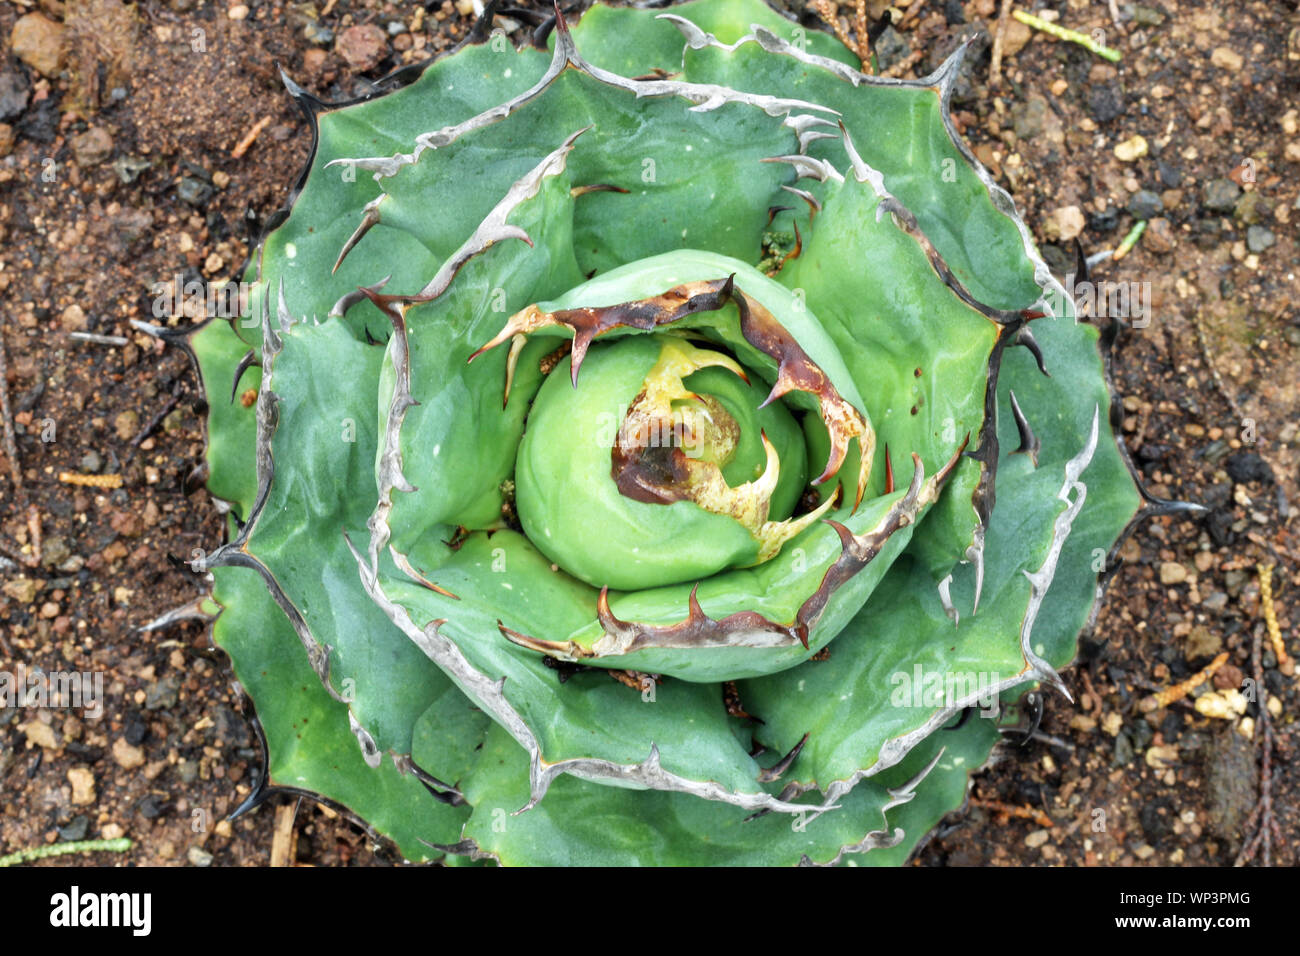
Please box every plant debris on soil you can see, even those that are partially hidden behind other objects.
[1,0,1296,867]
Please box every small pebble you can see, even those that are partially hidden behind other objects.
[336,24,389,72]
[112,737,147,770]
[1209,47,1243,71]
[70,126,114,168]
[1046,205,1085,241]
[20,719,60,749]
[1245,225,1275,252]
[58,815,90,842]
[1126,189,1163,220]
[1114,134,1148,162]
[1143,216,1175,253]
[67,766,97,805]
[1202,178,1241,213]
[1159,561,1188,585]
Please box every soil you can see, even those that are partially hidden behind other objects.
[0,0,1296,868]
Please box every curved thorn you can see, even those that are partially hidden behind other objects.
[937,573,959,628]
[757,732,809,783]
[230,349,260,403]
[1008,390,1041,467]
[329,274,391,319]
[334,200,383,274]
[1016,326,1050,377]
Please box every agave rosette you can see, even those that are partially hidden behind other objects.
[169,0,1158,864]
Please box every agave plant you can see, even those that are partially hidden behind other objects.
[156,0,1170,864]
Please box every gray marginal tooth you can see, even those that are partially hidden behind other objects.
[259,278,281,353]
[965,533,986,616]
[783,113,839,153]
[780,184,823,217]
[230,348,260,404]
[276,276,295,333]
[333,197,384,273]
[760,154,844,183]
[349,710,383,769]
[937,574,959,627]
[655,13,750,52]
[1008,390,1041,467]
[752,25,894,88]
[137,594,219,633]
[803,749,946,866]
[840,123,885,193]
[426,838,499,863]
[784,113,839,136]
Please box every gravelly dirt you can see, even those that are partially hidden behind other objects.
[0,0,1296,867]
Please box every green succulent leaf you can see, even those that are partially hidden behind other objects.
[211,563,470,860]
[455,713,999,866]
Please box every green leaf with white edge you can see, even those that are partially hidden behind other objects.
[242,317,445,756]
[740,305,1141,790]
[671,18,1046,310]
[211,564,469,859]
[192,318,262,515]
[452,712,994,866]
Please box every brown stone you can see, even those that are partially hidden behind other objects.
[67,766,97,805]
[11,13,66,78]
[336,24,387,72]
[70,126,114,168]
[1002,19,1032,58]
[1144,217,1175,254]
[112,736,146,770]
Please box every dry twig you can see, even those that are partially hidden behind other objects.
[270,799,301,868]
[1257,562,1292,672]
[58,472,124,489]
[0,331,22,495]
[1235,624,1287,866]
[812,0,873,73]
[231,115,273,159]
[969,798,1054,829]
[989,0,1014,88]
[1141,651,1229,711]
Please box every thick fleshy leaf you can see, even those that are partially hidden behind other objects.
[741,291,1141,790]
[211,565,470,859]
[451,714,998,866]
[668,21,1047,310]
[234,318,446,757]
[191,318,262,514]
